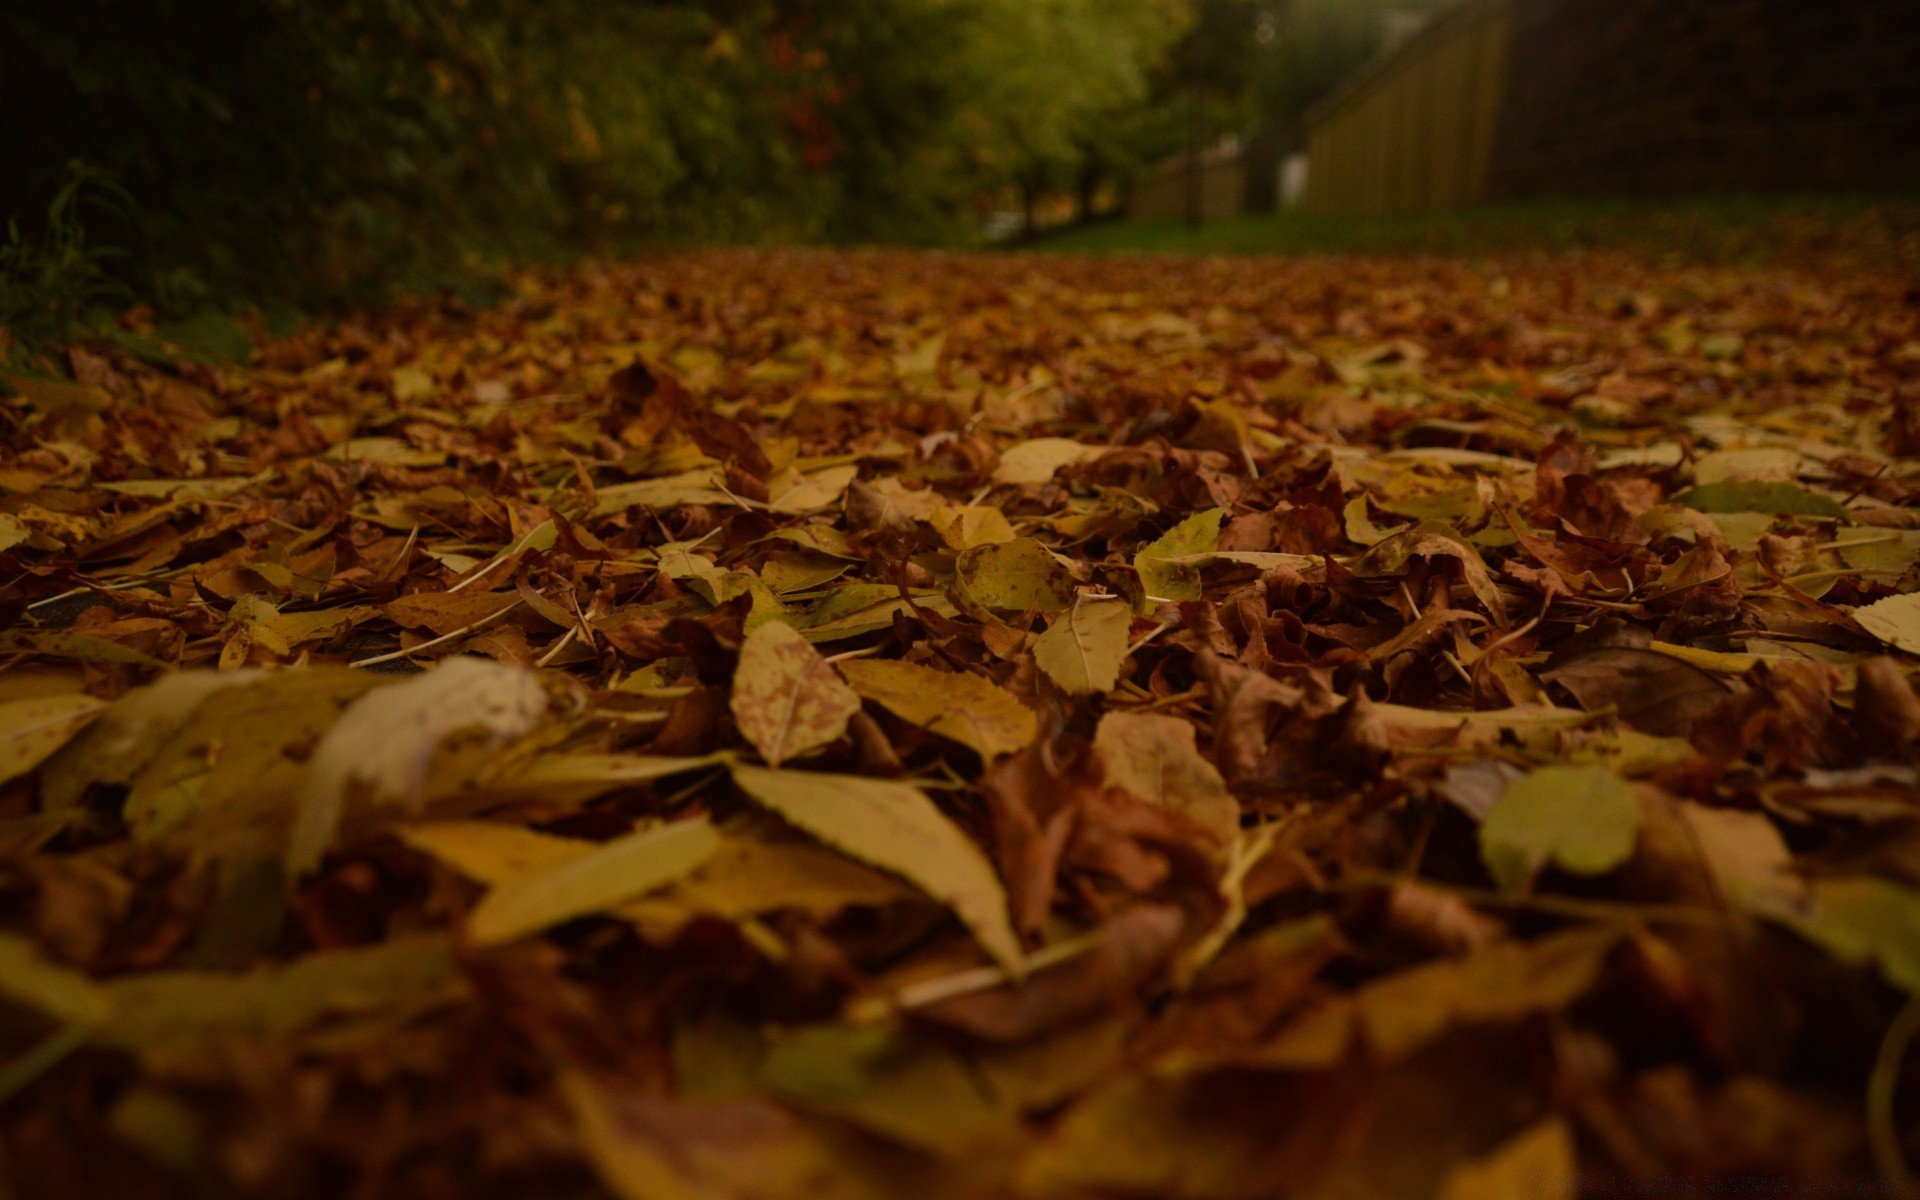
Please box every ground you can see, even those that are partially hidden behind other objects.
[4,238,1920,1198]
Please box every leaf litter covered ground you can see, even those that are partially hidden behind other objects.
[5,242,1920,1197]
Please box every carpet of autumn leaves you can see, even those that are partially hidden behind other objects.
[6,241,1920,1198]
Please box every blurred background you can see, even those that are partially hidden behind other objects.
[3,0,1918,342]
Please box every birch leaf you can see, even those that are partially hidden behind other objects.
[1856,592,1920,655]
[0,933,466,1050]
[729,620,861,765]
[992,437,1101,485]
[954,537,1074,615]
[1133,508,1224,605]
[1479,765,1642,892]
[1034,595,1131,694]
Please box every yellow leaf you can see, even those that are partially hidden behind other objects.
[654,829,915,922]
[1261,925,1623,1067]
[1133,509,1224,606]
[391,364,436,401]
[492,753,726,804]
[591,467,732,514]
[730,763,1023,973]
[1034,595,1131,695]
[929,504,1018,550]
[761,1023,1016,1155]
[1092,711,1238,841]
[992,437,1101,485]
[1479,765,1641,892]
[0,693,105,786]
[729,621,861,765]
[839,659,1036,759]
[465,817,721,945]
[400,820,593,885]
[954,537,1074,615]
[768,464,858,513]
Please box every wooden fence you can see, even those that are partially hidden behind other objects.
[1301,0,1514,216]
[1128,151,1249,223]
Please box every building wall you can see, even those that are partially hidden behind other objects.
[1487,0,1920,198]
[1301,0,1514,216]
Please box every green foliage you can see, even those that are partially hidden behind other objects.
[4,0,1172,324]
[0,163,130,366]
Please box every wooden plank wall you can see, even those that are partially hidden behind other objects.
[1302,0,1514,215]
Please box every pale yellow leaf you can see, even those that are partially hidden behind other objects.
[768,464,858,513]
[1856,592,1920,655]
[929,504,1018,550]
[0,693,105,786]
[1133,509,1224,605]
[954,537,1074,615]
[401,820,593,885]
[1034,595,1131,695]
[0,932,466,1049]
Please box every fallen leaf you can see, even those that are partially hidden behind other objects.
[838,658,1036,759]
[464,817,721,945]
[287,657,548,874]
[1679,480,1849,519]
[1793,876,1920,991]
[730,763,1023,973]
[954,537,1074,615]
[1034,595,1131,694]
[0,932,467,1049]
[993,437,1102,485]
[1134,508,1224,606]
[0,693,105,786]
[1435,1118,1576,1200]
[1479,765,1643,891]
[730,620,862,765]
[1855,592,1920,655]
[1092,711,1238,841]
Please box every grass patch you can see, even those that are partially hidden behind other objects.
[1026,192,1920,265]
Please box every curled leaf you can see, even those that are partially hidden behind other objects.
[287,657,548,874]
